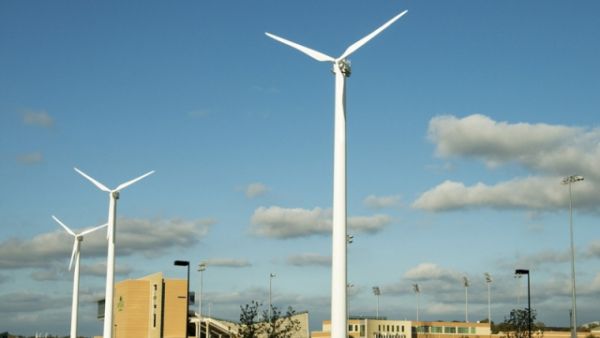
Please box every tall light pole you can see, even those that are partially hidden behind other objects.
[562,175,583,338]
[463,276,470,323]
[515,269,531,338]
[347,283,354,321]
[198,262,207,328]
[372,286,381,319]
[269,273,276,322]
[413,284,420,322]
[174,260,190,338]
[485,273,493,324]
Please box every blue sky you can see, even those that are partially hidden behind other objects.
[1,0,599,336]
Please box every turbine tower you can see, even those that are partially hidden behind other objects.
[265,10,407,338]
[53,215,107,338]
[74,167,154,338]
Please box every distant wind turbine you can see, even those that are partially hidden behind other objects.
[265,10,407,338]
[53,215,107,338]
[74,167,154,338]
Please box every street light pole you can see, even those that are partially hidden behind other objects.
[372,286,381,319]
[562,175,583,338]
[269,273,276,322]
[413,284,420,322]
[463,277,470,323]
[198,262,207,337]
[485,273,493,324]
[174,260,190,338]
[515,269,531,338]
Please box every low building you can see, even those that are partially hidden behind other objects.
[312,318,491,338]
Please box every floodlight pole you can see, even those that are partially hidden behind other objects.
[269,273,276,322]
[372,286,381,319]
[413,284,420,322]
[463,276,470,323]
[198,263,207,320]
[562,175,583,338]
[485,273,493,324]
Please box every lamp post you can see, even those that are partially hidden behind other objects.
[372,286,381,319]
[463,276,470,323]
[485,273,493,324]
[413,284,420,322]
[198,262,207,338]
[347,283,354,321]
[562,175,583,338]
[269,273,276,322]
[515,269,531,338]
[174,260,190,338]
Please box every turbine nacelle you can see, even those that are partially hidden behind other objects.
[266,9,407,77]
[74,167,154,240]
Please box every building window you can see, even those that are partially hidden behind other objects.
[361,325,366,336]
[458,327,469,334]
[444,327,456,334]
[350,325,354,332]
[431,327,443,333]
[471,328,476,334]
[402,326,405,332]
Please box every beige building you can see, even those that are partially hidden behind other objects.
[95,272,310,338]
[312,319,491,338]
[96,272,188,338]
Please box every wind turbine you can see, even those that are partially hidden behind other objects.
[265,10,407,338]
[74,167,154,338]
[53,215,107,338]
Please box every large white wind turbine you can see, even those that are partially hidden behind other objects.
[53,215,107,338]
[266,10,407,338]
[74,167,154,338]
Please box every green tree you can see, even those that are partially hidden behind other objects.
[239,301,263,338]
[498,308,544,338]
[262,305,301,338]
[239,301,302,338]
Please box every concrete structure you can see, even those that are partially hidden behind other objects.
[312,319,491,338]
[96,272,187,338]
[95,272,310,338]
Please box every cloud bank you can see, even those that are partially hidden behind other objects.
[249,206,391,239]
[415,115,600,212]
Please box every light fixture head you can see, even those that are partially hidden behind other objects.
[198,262,207,271]
[562,175,584,185]
[484,272,492,283]
[515,269,529,275]
[372,286,381,295]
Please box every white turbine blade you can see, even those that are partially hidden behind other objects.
[52,215,76,236]
[74,167,111,192]
[115,170,155,191]
[265,32,335,62]
[338,10,408,60]
[68,239,78,271]
[79,223,108,237]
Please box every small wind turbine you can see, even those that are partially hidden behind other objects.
[266,10,407,338]
[74,167,154,338]
[53,215,107,338]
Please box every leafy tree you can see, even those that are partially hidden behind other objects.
[262,304,301,338]
[240,301,263,338]
[498,308,544,338]
[239,301,302,338]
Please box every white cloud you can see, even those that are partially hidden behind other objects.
[203,258,251,268]
[245,182,269,198]
[363,194,402,209]
[0,216,213,270]
[22,109,54,128]
[418,115,600,212]
[16,151,43,165]
[286,253,330,267]
[404,263,462,282]
[249,206,391,239]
